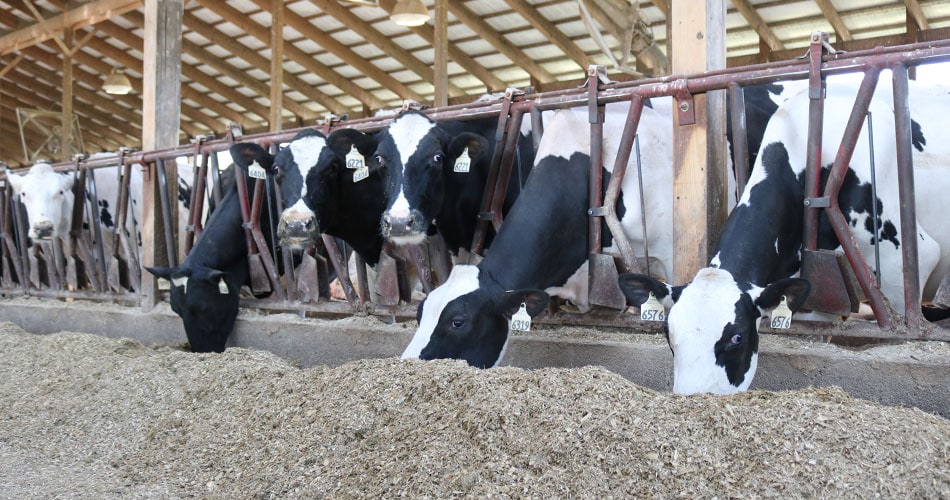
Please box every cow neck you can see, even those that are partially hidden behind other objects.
[187,187,251,269]
[711,142,806,287]
[322,164,385,267]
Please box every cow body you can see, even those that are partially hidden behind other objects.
[376,110,533,253]
[402,102,674,367]
[275,128,386,266]
[620,77,950,395]
[145,143,275,352]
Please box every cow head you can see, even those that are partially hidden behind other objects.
[402,264,549,368]
[5,162,75,241]
[619,268,810,394]
[145,264,242,353]
[376,111,489,246]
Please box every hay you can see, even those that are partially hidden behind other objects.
[0,322,946,498]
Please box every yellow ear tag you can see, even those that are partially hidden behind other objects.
[345,145,365,170]
[639,292,665,322]
[218,278,229,295]
[769,295,792,329]
[453,147,471,173]
[510,302,532,333]
[248,159,266,180]
[353,166,370,183]
[171,276,188,294]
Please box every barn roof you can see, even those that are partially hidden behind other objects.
[0,0,948,166]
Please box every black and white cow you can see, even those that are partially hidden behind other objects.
[402,101,674,367]
[375,110,533,253]
[145,143,276,353]
[274,128,386,266]
[619,77,950,395]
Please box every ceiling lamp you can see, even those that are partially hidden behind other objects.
[390,0,429,27]
[102,68,132,95]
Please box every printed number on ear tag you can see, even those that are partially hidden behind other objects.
[770,295,792,329]
[248,160,267,180]
[346,145,365,170]
[218,278,230,295]
[353,166,369,183]
[639,292,665,322]
[453,147,471,173]
[510,303,532,333]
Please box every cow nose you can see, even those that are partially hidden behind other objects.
[277,217,319,250]
[32,220,54,239]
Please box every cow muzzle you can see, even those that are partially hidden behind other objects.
[277,216,319,251]
[30,220,55,240]
[380,210,427,245]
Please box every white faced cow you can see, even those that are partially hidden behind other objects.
[620,76,950,395]
[402,101,674,367]
[5,162,75,241]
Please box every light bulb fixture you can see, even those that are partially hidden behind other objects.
[102,68,132,95]
[390,0,429,27]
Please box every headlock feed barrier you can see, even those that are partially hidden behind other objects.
[2,33,949,344]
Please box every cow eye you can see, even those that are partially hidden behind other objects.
[730,334,743,345]
[433,153,443,163]
[374,154,383,164]
[450,318,465,329]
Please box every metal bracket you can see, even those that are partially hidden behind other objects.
[804,196,831,208]
[588,207,608,217]
[671,79,696,125]
[225,123,243,142]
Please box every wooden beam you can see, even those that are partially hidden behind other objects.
[0,0,142,56]
[433,0,448,107]
[193,0,386,111]
[670,0,727,283]
[904,0,930,30]
[377,0,506,92]
[448,1,556,84]
[650,0,669,17]
[814,0,853,42]
[504,0,589,72]
[730,0,784,51]
[269,0,283,132]
[61,27,73,161]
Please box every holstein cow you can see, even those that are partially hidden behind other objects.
[619,77,950,395]
[376,110,534,253]
[145,143,277,352]
[274,128,386,266]
[402,101,674,367]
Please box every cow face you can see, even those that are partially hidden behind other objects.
[269,131,327,250]
[5,162,75,241]
[402,265,549,368]
[619,269,809,394]
[145,264,241,353]
[376,110,446,246]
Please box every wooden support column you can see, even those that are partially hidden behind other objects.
[269,0,283,131]
[61,28,73,161]
[140,0,182,309]
[669,0,726,283]
[433,0,448,107]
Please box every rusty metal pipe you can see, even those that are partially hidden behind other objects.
[727,82,750,198]
[600,96,645,274]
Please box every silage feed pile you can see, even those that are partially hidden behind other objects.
[0,322,947,498]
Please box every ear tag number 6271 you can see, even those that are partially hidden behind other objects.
[510,303,531,333]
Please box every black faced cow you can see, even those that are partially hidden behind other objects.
[145,143,276,353]
[375,110,533,253]
[274,128,386,266]
[401,102,674,367]
[619,77,950,395]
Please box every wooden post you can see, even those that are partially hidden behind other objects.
[669,0,726,283]
[270,0,284,131]
[61,28,73,161]
[433,0,448,107]
[141,0,183,309]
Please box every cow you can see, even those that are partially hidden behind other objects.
[145,143,278,352]
[619,76,950,395]
[375,110,534,253]
[401,101,674,367]
[274,128,386,266]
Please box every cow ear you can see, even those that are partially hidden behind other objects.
[144,266,173,279]
[498,289,550,318]
[328,128,376,158]
[447,133,490,163]
[229,142,274,173]
[60,172,76,191]
[754,278,811,313]
[4,168,22,193]
[618,273,678,308]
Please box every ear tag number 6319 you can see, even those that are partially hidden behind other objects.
[770,295,792,329]
[510,303,531,333]
[640,292,665,322]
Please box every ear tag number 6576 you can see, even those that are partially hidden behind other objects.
[640,292,665,322]
[510,303,531,333]
[770,295,792,329]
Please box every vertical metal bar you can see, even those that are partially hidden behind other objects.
[530,105,544,152]
[599,95,644,274]
[487,109,525,231]
[84,168,108,290]
[11,181,30,291]
[891,63,922,327]
[469,93,514,257]
[234,166,257,255]
[155,159,177,267]
[866,111,881,286]
[727,82,750,197]
[210,152,223,206]
[803,34,826,252]
[321,233,356,306]
[588,66,606,255]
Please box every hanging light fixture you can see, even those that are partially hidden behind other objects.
[390,0,429,27]
[102,68,132,95]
